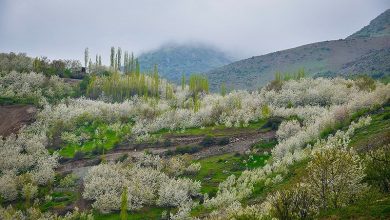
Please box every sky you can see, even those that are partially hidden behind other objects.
[0,0,388,64]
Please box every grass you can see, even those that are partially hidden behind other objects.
[94,207,166,220]
[191,153,245,195]
[154,119,269,137]
[40,191,77,212]
[349,105,390,150]
[58,121,131,158]
[251,138,278,150]
[318,192,390,219]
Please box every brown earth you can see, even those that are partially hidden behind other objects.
[0,105,37,137]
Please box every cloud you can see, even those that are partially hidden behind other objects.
[0,0,388,63]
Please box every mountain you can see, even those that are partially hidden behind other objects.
[347,9,390,39]
[207,9,390,91]
[138,43,233,83]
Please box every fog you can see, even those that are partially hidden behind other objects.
[0,0,388,63]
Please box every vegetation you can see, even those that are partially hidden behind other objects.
[1,52,389,220]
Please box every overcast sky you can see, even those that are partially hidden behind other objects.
[0,0,388,64]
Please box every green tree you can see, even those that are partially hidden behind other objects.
[98,55,102,66]
[110,46,115,68]
[84,47,89,69]
[117,47,122,71]
[305,147,366,210]
[181,73,186,90]
[135,58,140,77]
[120,187,128,220]
[220,82,226,96]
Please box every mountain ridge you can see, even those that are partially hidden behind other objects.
[206,9,390,91]
[138,43,233,83]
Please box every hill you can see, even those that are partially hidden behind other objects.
[138,43,233,83]
[347,9,390,39]
[207,9,390,91]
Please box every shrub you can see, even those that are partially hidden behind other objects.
[365,144,390,192]
[200,135,215,147]
[305,147,367,210]
[217,137,230,146]
[73,151,85,160]
[261,117,283,130]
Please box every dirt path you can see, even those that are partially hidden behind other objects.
[193,131,275,159]
[0,104,36,137]
[57,130,275,174]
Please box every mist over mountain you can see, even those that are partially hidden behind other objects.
[138,43,233,83]
[206,9,390,91]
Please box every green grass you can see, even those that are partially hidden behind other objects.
[40,191,77,212]
[154,119,269,137]
[244,154,270,169]
[251,138,278,150]
[94,207,166,220]
[191,153,245,195]
[349,106,390,149]
[58,121,131,158]
[318,192,390,219]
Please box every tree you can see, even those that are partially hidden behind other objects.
[84,47,89,68]
[110,47,115,68]
[124,51,128,74]
[117,47,122,72]
[135,58,140,77]
[220,82,226,96]
[99,55,102,66]
[120,187,128,220]
[88,59,92,74]
[365,144,390,192]
[181,73,186,90]
[268,184,316,219]
[305,147,366,210]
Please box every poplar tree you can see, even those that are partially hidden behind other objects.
[130,53,134,73]
[153,64,159,97]
[88,58,93,74]
[124,51,128,74]
[98,55,102,66]
[84,47,89,68]
[115,53,118,71]
[135,58,140,77]
[110,47,115,68]
[120,188,128,220]
[221,82,227,96]
[181,73,186,90]
[117,47,122,72]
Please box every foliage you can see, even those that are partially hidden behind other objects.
[365,144,390,192]
[0,71,75,104]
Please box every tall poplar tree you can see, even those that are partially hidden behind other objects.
[110,47,115,68]
[84,47,89,69]
[117,47,122,72]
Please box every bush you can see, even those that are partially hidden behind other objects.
[217,137,230,146]
[200,135,216,147]
[365,144,390,192]
[73,151,85,160]
[163,139,172,147]
[261,117,283,130]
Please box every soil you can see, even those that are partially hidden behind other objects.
[0,104,37,137]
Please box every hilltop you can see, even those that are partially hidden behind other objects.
[207,9,390,91]
[138,43,233,83]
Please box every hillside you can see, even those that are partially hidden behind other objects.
[347,9,390,39]
[138,43,233,83]
[207,9,390,91]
